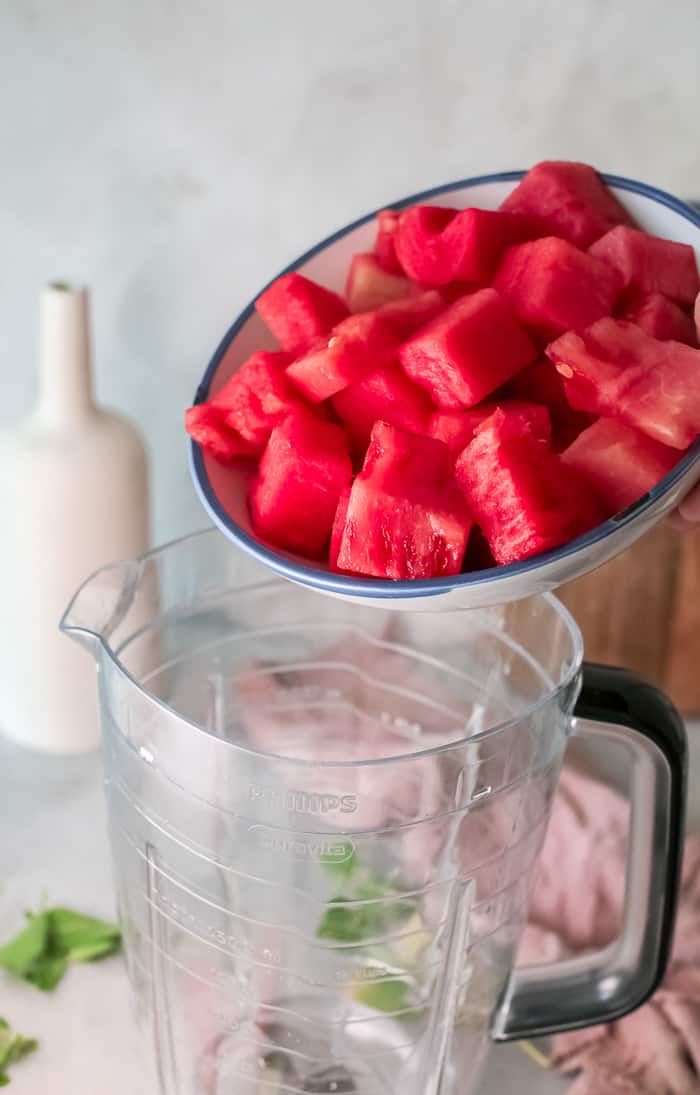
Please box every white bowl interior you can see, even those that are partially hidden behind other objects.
[199,178,700,579]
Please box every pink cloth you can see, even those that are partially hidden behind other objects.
[520,767,700,1094]
[237,645,700,1092]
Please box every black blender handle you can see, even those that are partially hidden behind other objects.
[492,662,687,1042]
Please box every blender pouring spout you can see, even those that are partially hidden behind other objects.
[60,558,145,656]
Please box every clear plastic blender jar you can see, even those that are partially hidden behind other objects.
[62,530,686,1095]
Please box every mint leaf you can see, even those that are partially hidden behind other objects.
[25,955,68,992]
[0,1018,38,1085]
[353,978,416,1015]
[317,900,367,944]
[317,850,415,945]
[320,843,357,879]
[48,909,121,963]
[0,913,48,978]
[0,906,121,991]
[65,940,119,963]
[317,891,414,945]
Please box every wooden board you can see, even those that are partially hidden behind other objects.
[557,525,700,714]
[666,529,700,711]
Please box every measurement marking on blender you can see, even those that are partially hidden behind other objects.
[133,979,429,1065]
[133,900,448,1001]
[113,818,451,935]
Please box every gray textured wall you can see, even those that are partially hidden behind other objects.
[3,0,699,544]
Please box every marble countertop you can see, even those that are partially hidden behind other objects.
[4,725,700,1094]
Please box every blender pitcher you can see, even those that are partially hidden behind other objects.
[62,530,686,1095]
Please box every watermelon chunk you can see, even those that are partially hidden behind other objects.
[209,350,308,453]
[374,209,403,274]
[334,422,472,580]
[493,236,622,341]
[375,290,445,338]
[329,487,351,571]
[250,415,352,558]
[454,409,603,565]
[345,252,413,313]
[185,403,255,464]
[589,226,700,307]
[428,401,551,454]
[332,363,433,452]
[256,273,349,355]
[399,289,537,409]
[286,311,399,402]
[500,161,635,248]
[547,317,700,450]
[502,356,595,450]
[622,292,697,345]
[561,418,679,515]
[394,205,541,286]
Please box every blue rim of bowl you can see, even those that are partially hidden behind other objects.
[190,170,700,600]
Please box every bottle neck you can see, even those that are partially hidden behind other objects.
[37,283,95,425]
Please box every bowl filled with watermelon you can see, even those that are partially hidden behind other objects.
[187,162,700,609]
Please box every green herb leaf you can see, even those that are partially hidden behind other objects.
[317,891,415,945]
[25,955,68,992]
[320,843,357,879]
[0,1018,38,1085]
[0,913,48,978]
[353,978,416,1015]
[317,901,368,944]
[48,909,121,963]
[0,906,121,991]
[65,939,119,963]
[317,848,417,948]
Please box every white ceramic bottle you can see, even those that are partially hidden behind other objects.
[0,283,150,753]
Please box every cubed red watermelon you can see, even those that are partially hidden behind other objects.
[500,161,636,248]
[209,350,308,453]
[286,311,399,402]
[189,158,699,579]
[185,403,255,464]
[329,487,351,571]
[334,422,472,579]
[250,415,352,558]
[374,209,403,274]
[376,290,445,339]
[502,356,595,450]
[399,288,537,409]
[256,273,349,355]
[493,236,622,341]
[622,292,697,346]
[428,401,551,454]
[547,317,700,450]
[332,363,433,452]
[561,417,678,515]
[589,226,700,307]
[454,409,603,565]
[394,205,542,286]
[345,252,413,313]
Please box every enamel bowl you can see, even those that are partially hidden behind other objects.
[190,171,700,610]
